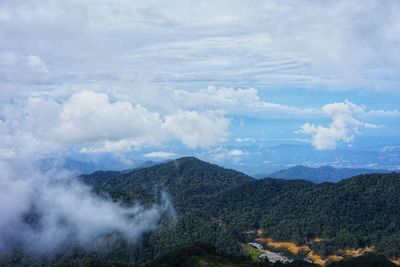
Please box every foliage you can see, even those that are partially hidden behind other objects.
[2,157,400,266]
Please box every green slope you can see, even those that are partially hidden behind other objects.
[83,158,400,261]
[3,157,400,266]
[206,173,400,258]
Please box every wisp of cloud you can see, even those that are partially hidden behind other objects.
[0,159,174,255]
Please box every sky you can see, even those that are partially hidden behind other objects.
[1,0,400,174]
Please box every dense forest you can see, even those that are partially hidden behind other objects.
[205,172,400,258]
[1,157,400,266]
[145,243,397,267]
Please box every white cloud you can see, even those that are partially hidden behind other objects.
[171,85,316,116]
[227,149,246,157]
[209,147,248,162]
[3,1,400,89]
[235,137,255,143]
[56,91,165,145]
[0,90,232,155]
[0,52,48,83]
[116,85,317,118]
[144,151,177,159]
[0,0,399,162]
[0,160,173,254]
[366,109,400,117]
[301,101,376,150]
[164,110,229,149]
[19,91,166,153]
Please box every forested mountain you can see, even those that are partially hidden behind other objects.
[83,157,400,264]
[206,172,400,259]
[83,156,253,208]
[2,157,400,266]
[259,165,392,183]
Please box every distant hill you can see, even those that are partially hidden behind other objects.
[257,165,393,183]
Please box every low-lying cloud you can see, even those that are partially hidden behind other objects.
[0,160,173,254]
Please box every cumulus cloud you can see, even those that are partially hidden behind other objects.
[0,0,399,166]
[0,90,231,154]
[164,110,229,149]
[3,87,396,155]
[54,91,166,147]
[0,160,173,254]
[301,101,379,150]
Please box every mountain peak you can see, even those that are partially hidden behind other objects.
[166,156,220,169]
[174,156,203,162]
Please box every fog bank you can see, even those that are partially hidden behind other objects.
[0,160,173,254]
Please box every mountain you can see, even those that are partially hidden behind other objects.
[258,165,392,183]
[82,158,400,263]
[83,156,254,208]
[206,172,400,260]
[232,143,400,175]
[81,157,256,262]
[3,157,400,266]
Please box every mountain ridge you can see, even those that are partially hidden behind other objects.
[256,165,394,183]
[81,157,400,263]
[4,157,400,266]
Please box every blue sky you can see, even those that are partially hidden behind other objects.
[1,0,400,174]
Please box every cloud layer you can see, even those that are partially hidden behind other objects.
[0,160,173,254]
[2,0,400,89]
[0,1,399,171]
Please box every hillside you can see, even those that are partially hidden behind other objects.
[3,157,400,266]
[83,156,254,209]
[82,157,256,261]
[206,172,400,260]
[262,165,392,183]
[82,158,400,263]
[77,159,400,264]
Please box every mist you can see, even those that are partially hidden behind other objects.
[0,159,174,255]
